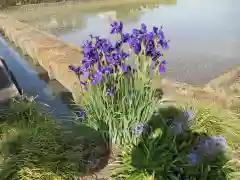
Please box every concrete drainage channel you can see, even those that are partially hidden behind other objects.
[0,36,80,124]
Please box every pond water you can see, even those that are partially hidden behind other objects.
[0,37,78,123]
[56,0,240,85]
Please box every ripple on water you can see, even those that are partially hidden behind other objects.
[56,0,240,85]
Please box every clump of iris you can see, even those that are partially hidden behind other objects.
[69,21,169,93]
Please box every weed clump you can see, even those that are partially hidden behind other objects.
[0,99,108,180]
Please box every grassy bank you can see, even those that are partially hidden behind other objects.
[0,98,109,180]
[0,98,239,179]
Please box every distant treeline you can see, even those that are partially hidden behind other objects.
[0,0,80,7]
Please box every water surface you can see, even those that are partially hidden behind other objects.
[0,37,77,123]
[56,0,240,85]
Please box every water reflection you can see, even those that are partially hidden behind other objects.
[0,37,76,123]
[47,14,86,35]
[57,0,240,85]
[49,1,164,35]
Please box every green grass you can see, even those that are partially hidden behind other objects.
[0,98,109,180]
[0,87,238,180]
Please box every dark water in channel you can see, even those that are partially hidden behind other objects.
[57,0,240,85]
[0,37,77,123]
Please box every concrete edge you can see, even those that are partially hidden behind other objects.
[0,14,83,101]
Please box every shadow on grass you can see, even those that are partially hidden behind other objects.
[0,100,110,180]
[130,106,230,180]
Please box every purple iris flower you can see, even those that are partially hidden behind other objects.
[91,78,98,86]
[104,54,113,64]
[82,47,92,57]
[69,65,83,76]
[132,28,140,35]
[83,45,100,63]
[121,65,128,73]
[151,51,163,61]
[157,27,165,40]
[112,52,121,62]
[97,61,102,71]
[83,71,90,79]
[93,72,103,85]
[132,29,141,37]
[153,26,159,34]
[82,40,92,49]
[158,39,169,50]
[115,40,123,51]
[146,39,155,56]
[102,45,112,54]
[104,67,113,79]
[134,123,146,134]
[107,88,115,97]
[103,66,114,73]
[80,81,89,91]
[110,21,123,34]
[80,109,86,122]
[94,36,103,49]
[153,25,165,39]
[98,38,113,53]
[82,61,91,70]
[152,25,169,50]
[69,65,76,72]
[140,23,147,34]
[188,151,198,164]
[69,65,82,75]
[146,32,154,41]
[69,21,169,90]
[119,51,129,60]
[121,64,131,73]
[129,39,141,54]
[121,33,131,43]
[158,60,166,73]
